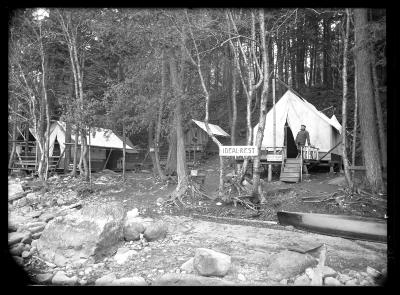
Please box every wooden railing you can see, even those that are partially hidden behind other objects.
[300,146,319,160]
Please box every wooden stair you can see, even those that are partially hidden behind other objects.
[280,158,301,183]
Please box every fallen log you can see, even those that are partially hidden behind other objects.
[192,213,278,226]
[8,191,29,203]
[277,211,387,243]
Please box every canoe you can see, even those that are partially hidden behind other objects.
[277,211,387,243]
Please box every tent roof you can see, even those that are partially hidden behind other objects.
[192,119,230,137]
[56,121,139,152]
[287,90,341,132]
[329,114,342,134]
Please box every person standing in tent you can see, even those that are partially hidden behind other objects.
[295,125,311,158]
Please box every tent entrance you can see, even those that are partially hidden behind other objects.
[284,122,298,158]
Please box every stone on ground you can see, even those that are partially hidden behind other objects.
[36,273,54,284]
[143,221,168,241]
[10,243,25,256]
[51,271,77,285]
[266,250,317,281]
[193,248,231,277]
[123,220,145,241]
[8,181,24,198]
[294,273,311,285]
[320,266,337,278]
[126,208,139,219]
[114,247,138,264]
[180,257,194,273]
[95,273,117,286]
[152,273,235,286]
[9,232,28,246]
[36,202,126,267]
[111,276,147,286]
[324,277,342,286]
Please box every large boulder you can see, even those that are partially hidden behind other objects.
[143,221,168,242]
[266,250,317,281]
[95,273,117,286]
[51,271,77,285]
[36,202,126,267]
[152,273,235,286]
[8,181,24,199]
[123,220,145,241]
[111,277,147,286]
[193,248,231,277]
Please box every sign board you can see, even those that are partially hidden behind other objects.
[149,147,155,152]
[266,154,283,162]
[219,146,258,157]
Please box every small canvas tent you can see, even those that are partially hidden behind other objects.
[253,90,342,160]
[29,121,138,171]
[185,119,229,146]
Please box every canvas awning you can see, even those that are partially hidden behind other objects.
[192,119,230,137]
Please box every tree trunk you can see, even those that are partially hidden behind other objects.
[341,9,353,187]
[165,128,177,176]
[354,8,384,192]
[8,103,17,170]
[323,17,332,89]
[154,49,167,180]
[148,120,157,178]
[351,61,359,182]
[252,9,270,202]
[71,127,79,177]
[168,48,187,188]
[64,122,71,172]
[122,123,126,182]
[371,55,387,171]
[231,58,237,145]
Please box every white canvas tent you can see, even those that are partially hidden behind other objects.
[30,121,138,157]
[253,90,342,159]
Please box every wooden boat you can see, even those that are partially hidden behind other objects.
[277,211,387,243]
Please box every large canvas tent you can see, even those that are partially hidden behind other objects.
[253,90,342,160]
[28,121,138,171]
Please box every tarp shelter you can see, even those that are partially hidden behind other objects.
[29,121,139,171]
[185,119,229,146]
[253,90,342,160]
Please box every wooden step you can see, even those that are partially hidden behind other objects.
[280,172,300,178]
[280,177,299,183]
[283,167,301,173]
[285,158,301,164]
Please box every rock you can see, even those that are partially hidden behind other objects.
[324,277,342,286]
[143,221,168,241]
[39,212,56,223]
[51,271,77,285]
[338,273,352,283]
[320,266,337,278]
[8,232,27,246]
[359,279,371,286]
[238,274,246,282]
[35,273,54,284]
[156,198,164,206]
[111,276,147,286]
[305,268,314,279]
[79,279,87,285]
[31,239,38,248]
[366,266,381,278]
[24,244,31,252]
[345,279,358,286]
[29,224,46,234]
[84,267,93,275]
[279,279,288,285]
[13,256,24,265]
[21,233,32,245]
[22,250,31,259]
[32,232,42,240]
[8,182,24,198]
[152,273,235,286]
[294,274,311,286]
[114,248,138,264]
[193,248,231,277]
[36,202,126,267]
[10,243,25,256]
[266,250,317,281]
[124,220,145,241]
[180,257,195,273]
[95,273,117,286]
[126,208,139,219]
[8,224,18,232]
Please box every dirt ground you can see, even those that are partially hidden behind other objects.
[10,154,387,285]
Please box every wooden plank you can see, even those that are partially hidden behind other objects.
[280,172,300,178]
[283,167,301,173]
[349,166,366,170]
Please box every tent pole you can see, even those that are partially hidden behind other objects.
[273,74,276,155]
[88,125,92,189]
